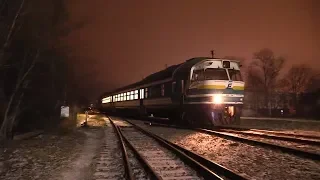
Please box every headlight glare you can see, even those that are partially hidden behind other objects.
[212,94,223,104]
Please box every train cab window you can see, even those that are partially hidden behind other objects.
[204,68,228,80]
[228,69,243,81]
[161,84,165,96]
[191,70,204,82]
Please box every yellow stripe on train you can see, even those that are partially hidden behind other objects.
[232,86,244,90]
[198,85,244,90]
[198,85,226,89]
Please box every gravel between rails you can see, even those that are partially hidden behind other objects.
[127,119,320,180]
[211,130,320,154]
[91,120,125,180]
[124,143,150,180]
[120,126,204,180]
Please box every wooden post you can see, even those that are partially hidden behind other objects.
[85,110,88,126]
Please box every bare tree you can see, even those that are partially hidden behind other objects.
[280,64,315,109]
[0,49,39,139]
[249,48,285,116]
[282,64,314,94]
[0,0,86,140]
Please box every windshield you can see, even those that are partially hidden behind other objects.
[204,68,229,80]
[191,68,229,81]
[228,69,243,81]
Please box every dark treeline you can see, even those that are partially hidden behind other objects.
[243,48,320,119]
[0,0,88,141]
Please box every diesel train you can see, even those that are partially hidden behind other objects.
[99,57,245,126]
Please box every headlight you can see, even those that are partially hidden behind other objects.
[212,94,223,104]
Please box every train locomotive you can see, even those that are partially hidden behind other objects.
[99,57,245,127]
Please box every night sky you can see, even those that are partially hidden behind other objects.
[65,0,320,100]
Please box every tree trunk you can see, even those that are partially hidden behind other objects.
[0,50,38,140]
[7,93,24,139]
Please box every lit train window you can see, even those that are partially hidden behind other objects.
[103,96,111,103]
[140,89,144,99]
[131,91,134,100]
[124,95,126,101]
[135,90,138,94]
[127,92,130,100]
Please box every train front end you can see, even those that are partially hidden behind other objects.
[185,59,245,126]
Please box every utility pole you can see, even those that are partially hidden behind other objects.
[211,50,215,58]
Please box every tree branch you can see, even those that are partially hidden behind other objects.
[0,0,25,66]
[0,49,40,139]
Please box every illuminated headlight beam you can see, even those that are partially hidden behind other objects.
[212,94,223,104]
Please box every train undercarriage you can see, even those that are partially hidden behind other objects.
[101,104,242,128]
[168,104,242,128]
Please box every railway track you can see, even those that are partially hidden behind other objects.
[197,128,320,160]
[143,121,320,161]
[109,116,247,180]
[214,126,320,141]
[210,128,320,146]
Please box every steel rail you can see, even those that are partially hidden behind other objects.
[126,119,248,180]
[211,128,320,146]
[214,126,320,140]
[197,128,320,161]
[109,118,135,180]
[144,121,320,161]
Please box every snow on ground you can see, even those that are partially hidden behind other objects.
[0,114,108,180]
[55,129,105,180]
[128,119,320,180]
[0,130,87,180]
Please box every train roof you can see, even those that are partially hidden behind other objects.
[100,57,235,97]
